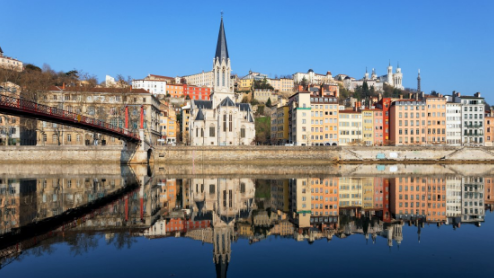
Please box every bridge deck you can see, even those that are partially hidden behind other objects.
[0,94,140,142]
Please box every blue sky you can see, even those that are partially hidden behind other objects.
[1,0,493,102]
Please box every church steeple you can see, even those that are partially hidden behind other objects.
[215,15,229,62]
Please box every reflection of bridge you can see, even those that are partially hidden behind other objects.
[0,94,140,142]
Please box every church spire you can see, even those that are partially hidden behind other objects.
[215,15,229,61]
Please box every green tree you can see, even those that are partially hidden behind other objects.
[265,98,272,107]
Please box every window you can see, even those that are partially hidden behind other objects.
[223,114,227,132]
[67,134,72,142]
[209,125,215,137]
[241,127,246,138]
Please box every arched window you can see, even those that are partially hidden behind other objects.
[223,114,227,132]
[222,70,225,87]
[216,68,220,86]
[229,114,232,132]
[209,124,215,137]
[241,126,246,138]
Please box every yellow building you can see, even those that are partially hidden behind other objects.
[181,103,191,144]
[271,105,289,144]
[290,178,311,228]
[338,177,363,208]
[362,178,374,210]
[159,101,177,145]
[310,95,339,146]
[362,109,374,146]
[239,78,254,90]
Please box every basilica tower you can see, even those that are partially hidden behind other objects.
[211,15,233,107]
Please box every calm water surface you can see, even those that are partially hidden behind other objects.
[0,165,493,277]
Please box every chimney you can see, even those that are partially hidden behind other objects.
[62,83,65,90]
[474,92,481,98]
[298,85,303,92]
[129,85,133,92]
[399,94,403,100]
[415,93,418,101]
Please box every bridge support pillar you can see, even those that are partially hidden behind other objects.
[121,129,153,165]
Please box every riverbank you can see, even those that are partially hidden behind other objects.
[2,145,494,164]
[155,145,494,164]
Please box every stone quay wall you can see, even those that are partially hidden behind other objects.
[155,146,494,164]
[2,145,494,165]
[0,146,124,164]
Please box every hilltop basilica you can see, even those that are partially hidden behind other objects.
[188,16,256,146]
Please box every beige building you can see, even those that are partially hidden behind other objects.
[338,109,362,146]
[38,86,161,146]
[183,70,214,88]
[181,103,191,144]
[253,89,274,104]
[0,46,23,72]
[268,78,294,92]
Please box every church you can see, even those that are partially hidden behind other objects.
[188,16,256,146]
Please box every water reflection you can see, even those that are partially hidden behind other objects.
[1,165,494,276]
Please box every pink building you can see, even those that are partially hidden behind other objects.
[373,109,383,145]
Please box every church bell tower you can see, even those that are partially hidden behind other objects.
[211,14,233,107]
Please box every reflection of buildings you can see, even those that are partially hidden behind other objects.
[182,177,255,278]
[462,177,484,226]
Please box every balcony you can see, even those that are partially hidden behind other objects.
[464,124,483,128]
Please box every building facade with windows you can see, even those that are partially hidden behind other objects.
[461,93,485,146]
[38,87,161,146]
[310,95,339,146]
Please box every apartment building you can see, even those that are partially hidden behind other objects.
[373,109,384,146]
[446,101,462,146]
[159,101,178,145]
[132,74,174,95]
[310,95,338,146]
[425,96,446,144]
[271,105,289,145]
[288,92,311,146]
[338,109,362,146]
[182,70,214,88]
[389,99,427,145]
[0,46,23,72]
[461,93,485,146]
[268,78,294,93]
[362,110,374,146]
[39,86,162,146]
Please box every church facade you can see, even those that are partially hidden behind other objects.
[188,17,255,146]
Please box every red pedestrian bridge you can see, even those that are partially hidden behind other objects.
[0,94,140,143]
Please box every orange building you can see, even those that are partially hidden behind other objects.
[166,84,211,100]
[389,176,446,223]
[390,99,427,145]
[485,114,494,146]
[425,96,446,144]
[310,95,339,146]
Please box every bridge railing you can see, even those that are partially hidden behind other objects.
[0,94,140,141]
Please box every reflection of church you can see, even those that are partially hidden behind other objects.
[184,177,255,277]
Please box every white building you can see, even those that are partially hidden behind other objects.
[461,176,485,226]
[0,46,23,72]
[188,16,255,146]
[293,69,333,85]
[132,74,174,95]
[445,176,462,218]
[461,92,485,146]
[445,100,462,146]
[288,92,311,146]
